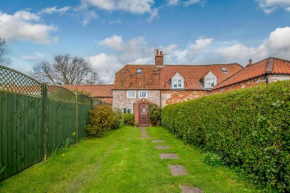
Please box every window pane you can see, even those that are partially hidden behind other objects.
[127,109,132,114]
[128,91,135,98]
[139,91,147,98]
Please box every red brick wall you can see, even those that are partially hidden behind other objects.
[161,90,206,107]
[209,76,266,95]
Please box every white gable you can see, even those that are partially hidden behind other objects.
[204,71,217,89]
[171,72,184,89]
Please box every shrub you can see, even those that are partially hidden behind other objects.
[123,113,134,126]
[86,105,114,136]
[162,80,290,192]
[149,104,161,126]
[111,108,123,130]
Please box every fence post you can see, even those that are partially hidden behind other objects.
[75,93,78,143]
[42,83,48,161]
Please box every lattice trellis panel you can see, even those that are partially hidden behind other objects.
[47,85,76,102]
[0,65,42,97]
[78,94,91,104]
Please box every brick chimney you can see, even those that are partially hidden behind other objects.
[246,59,253,67]
[155,49,164,66]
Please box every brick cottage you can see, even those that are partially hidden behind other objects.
[113,50,290,126]
[64,50,290,126]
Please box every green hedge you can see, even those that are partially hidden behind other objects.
[162,81,290,192]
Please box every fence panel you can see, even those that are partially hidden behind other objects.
[46,86,77,155]
[0,65,43,180]
[0,65,93,181]
[77,95,92,139]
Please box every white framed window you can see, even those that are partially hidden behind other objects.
[122,108,133,114]
[139,91,147,98]
[205,78,215,88]
[204,71,217,89]
[127,91,136,98]
[171,73,184,89]
[136,68,142,74]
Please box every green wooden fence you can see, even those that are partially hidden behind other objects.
[0,65,93,181]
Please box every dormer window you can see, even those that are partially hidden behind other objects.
[171,73,184,89]
[136,68,142,74]
[221,67,227,73]
[204,71,217,89]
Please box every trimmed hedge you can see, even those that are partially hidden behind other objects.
[162,81,290,192]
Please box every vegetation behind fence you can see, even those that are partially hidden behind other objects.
[162,80,290,192]
[0,65,93,181]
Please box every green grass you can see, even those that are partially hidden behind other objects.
[0,126,260,193]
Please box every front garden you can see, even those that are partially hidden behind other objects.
[0,126,259,193]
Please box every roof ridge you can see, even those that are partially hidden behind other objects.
[125,63,243,67]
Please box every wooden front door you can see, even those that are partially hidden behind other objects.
[139,103,149,126]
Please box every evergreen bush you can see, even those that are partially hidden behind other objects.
[162,80,290,192]
[149,104,161,126]
[86,105,114,136]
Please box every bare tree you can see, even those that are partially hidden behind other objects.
[0,38,10,64]
[31,54,103,85]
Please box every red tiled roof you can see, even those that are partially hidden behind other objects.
[213,57,290,90]
[114,63,243,90]
[62,84,113,98]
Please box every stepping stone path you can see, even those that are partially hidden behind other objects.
[155,139,203,192]
[168,165,188,176]
[179,185,204,193]
[155,145,170,149]
[140,127,149,139]
[160,153,179,160]
[152,140,164,143]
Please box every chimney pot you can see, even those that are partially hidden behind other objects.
[249,59,252,65]
[155,49,164,66]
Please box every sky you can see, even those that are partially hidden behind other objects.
[1,0,290,83]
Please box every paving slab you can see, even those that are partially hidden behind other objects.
[152,140,164,143]
[179,185,203,193]
[140,127,149,139]
[160,153,179,159]
[155,145,170,149]
[168,165,188,176]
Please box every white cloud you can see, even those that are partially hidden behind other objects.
[168,0,180,6]
[38,6,72,15]
[0,10,58,44]
[190,38,213,50]
[82,0,155,14]
[184,0,201,7]
[147,8,159,22]
[80,0,157,21]
[218,27,290,62]
[99,35,124,51]
[256,0,290,13]
[81,10,98,26]
[88,53,123,83]
[93,27,290,83]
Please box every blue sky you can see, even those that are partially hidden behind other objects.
[1,0,290,83]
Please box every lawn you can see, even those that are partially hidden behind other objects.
[0,126,260,193]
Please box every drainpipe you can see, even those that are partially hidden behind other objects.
[159,90,162,108]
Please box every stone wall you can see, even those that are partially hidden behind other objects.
[268,74,290,83]
[113,90,161,110]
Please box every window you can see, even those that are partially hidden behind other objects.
[122,108,133,114]
[171,73,184,89]
[136,68,142,74]
[127,91,136,98]
[221,67,227,73]
[172,79,183,88]
[139,91,147,98]
[205,78,216,88]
